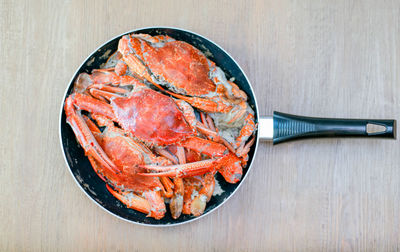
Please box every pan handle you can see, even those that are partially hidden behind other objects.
[268,111,396,144]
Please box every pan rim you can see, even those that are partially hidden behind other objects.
[58,26,261,227]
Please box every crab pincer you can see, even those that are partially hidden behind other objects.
[64,95,120,174]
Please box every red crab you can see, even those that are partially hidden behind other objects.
[80,115,168,219]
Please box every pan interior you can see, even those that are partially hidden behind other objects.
[60,27,259,225]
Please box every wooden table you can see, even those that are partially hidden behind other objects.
[1,0,399,251]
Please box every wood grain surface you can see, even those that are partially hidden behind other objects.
[1,0,399,251]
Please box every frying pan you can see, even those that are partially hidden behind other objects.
[59,27,396,226]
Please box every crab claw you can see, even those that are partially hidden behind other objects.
[190,194,207,217]
[190,173,215,216]
[64,95,119,174]
[182,173,215,216]
[169,147,185,219]
[159,177,174,198]
[234,113,257,150]
[169,178,184,219]
[106,185,166,220]
[217,152,243,183]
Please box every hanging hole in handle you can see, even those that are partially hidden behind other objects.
[366,123,387,135]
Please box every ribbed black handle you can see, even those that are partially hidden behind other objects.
[273,111,396,144]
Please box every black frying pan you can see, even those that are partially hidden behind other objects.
[59,27,396,226]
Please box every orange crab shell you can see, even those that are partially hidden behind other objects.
[90,124,163,193]
[110,88,195,146]
[118,35,217,97]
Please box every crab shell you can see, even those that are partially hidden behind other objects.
[90,124,163,193]
[111,87,194,146]
[118,34,218,97]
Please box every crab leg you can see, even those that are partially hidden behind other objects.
[234,113,257,150]
[227,102,247,124]
[140,152,242,183]
[170,177,184,219]
[169,146,185,219]
[106,185,166,220]
[142,190,167,220]
[169,136,242,183]
[89,88,124,102]
[87,156,107,183]
[174,99,235,153]
[178,136,227,158]
[185,148,202,163]
[87,82,129,104]
[106,185,151,214]
[167,91,233,114]
[154,147,178,164]
[216,152,243,183]
[173,99,197,127]
[160,177,174,198]
[200,112,209,128]
[182,182,197,215]
[175,146,186,164]
[191,173,215,216]
[82,116,111,182]
[64,96,119,174]
[89,84,128,94]
[182,172,215,216]
[199,112,217,143]
[195,125,236,153]
[90,69,120,84]
[88,84,128,102]
[89,88,122,102]
[91,68,147,87]
[202,172,216,202]
[236,135,256,158]
[227,80,248,101]
[71,93,116,120]
[82,115,101,133]
[139,158,218,177]
[206,114,216,132]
